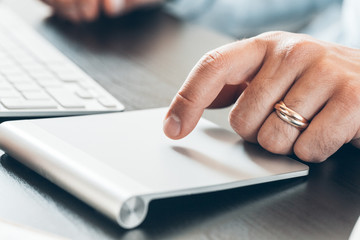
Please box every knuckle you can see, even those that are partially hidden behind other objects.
[257,32,323,55]
[338,82,360,108]
[257,31,287,42]
[229,107,257,142]
[197,50,227,73]
[246,79,275,105]
[253,31,285,54]
[279,37,325,66]
[174,91,197,107]
[313,60,333,76]
[246,36,267,53]
[313,59,342,82]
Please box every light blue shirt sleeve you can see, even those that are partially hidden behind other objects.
[165,0,341,38]
[340,0,360,48]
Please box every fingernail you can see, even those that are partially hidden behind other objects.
[163,114,181,138]
[110,0,125,15]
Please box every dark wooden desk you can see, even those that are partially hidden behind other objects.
[0,1,359,239]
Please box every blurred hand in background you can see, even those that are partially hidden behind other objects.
[40,0,163,23]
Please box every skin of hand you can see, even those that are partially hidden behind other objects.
[163,31,360,163]
[40,0,163,23]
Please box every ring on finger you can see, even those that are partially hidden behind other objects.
[274,101,309,130]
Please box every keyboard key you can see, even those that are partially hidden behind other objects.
[0,6,124,116]
[7,74,33,83]
[1,99,57,109]
[1,66,24,76]
[12,53,34,64]
[0,58,14,67]
[57,73,83,82]
[29,70,55,80]
[78,81,96,89]
[75,89,94,99]
[46,88,85,108]
[0,81,13,89]
[0,90,21,98]
[88,89,103,98]
[47,62,78,73]
[36,79,62,87]
[21,62,44,72]
[22,91,50,100]
[14,82,41,91]
[97,97,118,108]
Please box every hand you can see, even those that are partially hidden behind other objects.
[163,31,360,162]
[40,0,163,23]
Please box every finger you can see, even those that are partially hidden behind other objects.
[293,93,360,162]
[102,0,162,18]
[257,63,337,155]
[76,0,100,22]
[207,83,247,109]
[163,38,267,139]
[228,34,327,143]
[228,33,328,143]
[228,52,302,142]
[102,0,126,16]
[54,0,81,23]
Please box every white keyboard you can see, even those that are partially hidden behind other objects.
[0,6,125,117]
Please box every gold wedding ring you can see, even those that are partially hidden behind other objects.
[274,101,309,130]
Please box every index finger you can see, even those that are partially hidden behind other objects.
[163,38,267,139]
